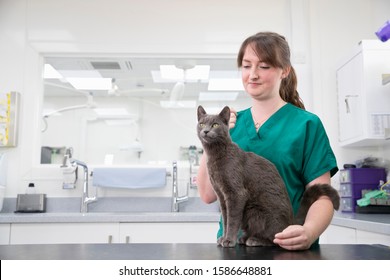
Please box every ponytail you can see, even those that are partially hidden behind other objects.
[280,67,305,109]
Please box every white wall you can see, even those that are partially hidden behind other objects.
[0,0,389,198]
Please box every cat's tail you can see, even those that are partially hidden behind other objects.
[294,184,340,225]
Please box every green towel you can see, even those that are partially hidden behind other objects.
[357,190,386,207]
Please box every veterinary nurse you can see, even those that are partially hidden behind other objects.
[197,31,338,251]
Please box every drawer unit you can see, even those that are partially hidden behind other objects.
[340,197,354,212]
[339,168,386,212]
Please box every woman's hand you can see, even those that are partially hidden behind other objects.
[229,108,237,129]
[273,185,334,251]
[273,225,315,250]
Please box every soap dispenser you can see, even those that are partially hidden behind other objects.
[26,182,36,194]
[15,182,46,213]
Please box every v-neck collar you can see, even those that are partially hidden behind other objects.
[245,103,290,139]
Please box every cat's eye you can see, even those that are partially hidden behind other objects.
[199,123,205,128]
[212,123,219,128]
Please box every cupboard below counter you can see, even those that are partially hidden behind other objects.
[0,212,220,245]
[320,212,390,246]
[1,211,390,246]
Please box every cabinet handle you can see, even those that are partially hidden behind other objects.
[344,98,350,113]
[108,235,113,244]
[344,95,358,114]
[125,236,130,244]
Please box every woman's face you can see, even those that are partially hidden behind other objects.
[241,44,288,101]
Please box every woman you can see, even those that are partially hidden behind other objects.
[197,32,338,250]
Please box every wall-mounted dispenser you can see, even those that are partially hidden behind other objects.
[0,91,19,147]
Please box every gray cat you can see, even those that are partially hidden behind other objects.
[197,105,340,247]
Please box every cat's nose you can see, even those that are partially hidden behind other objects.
[203,129,209,135]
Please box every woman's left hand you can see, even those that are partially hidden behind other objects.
[273,225,315,250]
[227,107,237,129]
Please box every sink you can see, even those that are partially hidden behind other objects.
[0,197,220,216]
[36,197,219,214]
[87,197,219,213]
[0,197,220,224]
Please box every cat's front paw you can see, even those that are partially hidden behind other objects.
[245,237,262,247]
[245,237,274,247]
[218,238,236,248]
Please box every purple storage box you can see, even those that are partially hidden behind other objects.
[339,168,387,212]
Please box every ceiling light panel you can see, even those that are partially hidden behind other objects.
[67,77,112,90]
[59,70,102,78]
[44,64,63,79]
[159,65,210,80]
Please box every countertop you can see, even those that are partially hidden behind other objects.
[0,197,220,223]
[331,211,390,235]
[1,197,390,236]
[0,243,389,260]
[0,211,220,223]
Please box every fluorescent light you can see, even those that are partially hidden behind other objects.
[160,100,197,109]
[151,70,209,83]
[44,64,63,79]
[67,77,112,90]
[208,78,244,91]
[59,70,102,78]
[198,91,239,101]
[160,65,183,80]
[159,65,210,80]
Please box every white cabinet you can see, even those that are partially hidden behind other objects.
[119,222,218,243]
[7,222,218,245]
[320,225,357,244]
[337,40,390,147]
[9,223,119,245]
[356,229,390,246]
[0,224,10,244]
[320,225,390,246]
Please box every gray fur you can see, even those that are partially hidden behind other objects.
[197,105,340,247]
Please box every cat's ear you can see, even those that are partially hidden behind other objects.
[197,105,207,121]
[219,106,231,125]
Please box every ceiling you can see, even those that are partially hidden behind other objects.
[44,55,242,100]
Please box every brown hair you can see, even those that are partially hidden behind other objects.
[237,32,305,109]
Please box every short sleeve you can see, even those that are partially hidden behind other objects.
[301,116,338,185]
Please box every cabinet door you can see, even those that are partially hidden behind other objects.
[320,225,356,244]
[119,222,219,243]
[356,230,390,246]
[337,54,364,143]
[10,223,119,244]
[363,50,390,139]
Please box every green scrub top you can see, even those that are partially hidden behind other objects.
[216,103,338,241]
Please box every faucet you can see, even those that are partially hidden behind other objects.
[70,159,97,213]
[171,161,188,212]
[60,148,97,212]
